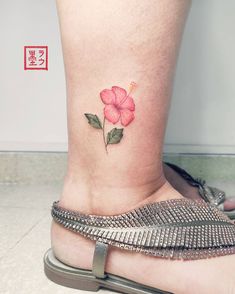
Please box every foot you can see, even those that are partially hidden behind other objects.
[163,163,235,212]
[51,181,235,294]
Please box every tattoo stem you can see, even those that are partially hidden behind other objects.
[102,117,108,154]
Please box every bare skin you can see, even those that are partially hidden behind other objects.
[52,1,235,293]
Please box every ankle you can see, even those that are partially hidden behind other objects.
[59,171,179,215]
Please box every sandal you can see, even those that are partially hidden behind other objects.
[44,199,235,294]
[164,162,235,219]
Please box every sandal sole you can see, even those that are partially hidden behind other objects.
[44,248,172,294]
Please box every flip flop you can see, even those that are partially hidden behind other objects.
[164,162,235,219]
[44,199,235,294]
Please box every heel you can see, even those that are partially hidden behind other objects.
[44,260,100,292]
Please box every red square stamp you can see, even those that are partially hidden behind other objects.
[24,46,48,70]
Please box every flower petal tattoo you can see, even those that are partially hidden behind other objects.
[84,82,136,153]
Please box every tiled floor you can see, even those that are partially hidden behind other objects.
[0,182,234,294]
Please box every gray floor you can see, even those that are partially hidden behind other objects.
[0,184,114,294]
[0,182,234,294]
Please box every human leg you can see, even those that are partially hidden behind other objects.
[51,1,235,293]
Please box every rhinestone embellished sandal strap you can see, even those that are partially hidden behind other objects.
[51,199,235,260]
[197,180,226,206]
[92,241,109,279]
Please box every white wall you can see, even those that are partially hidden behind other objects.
[165,0,235,154]
[0,0,235,154]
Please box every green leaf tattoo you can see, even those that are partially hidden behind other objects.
[107,128,124,145]
[84,113,103,129]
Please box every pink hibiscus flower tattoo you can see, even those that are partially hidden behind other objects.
[100,86,135,126]
[84,82,136,153]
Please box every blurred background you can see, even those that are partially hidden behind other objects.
[0,0,235,154]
